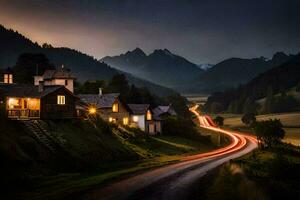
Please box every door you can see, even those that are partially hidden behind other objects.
[148,124,155,134]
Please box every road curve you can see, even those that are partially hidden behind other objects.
[82,105,258,200]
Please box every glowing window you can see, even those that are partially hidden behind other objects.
[8,74,13,83]
[57,95,65,105]
[123,117,129,125]
[146,110,152,121]
[4,74,8,83]
[8,98,21,109]
[112,103,119,112]
[132,116,139,122]
[109,117,116,123]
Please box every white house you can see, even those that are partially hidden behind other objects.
[34,65,75,93]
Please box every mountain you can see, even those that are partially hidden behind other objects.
[187,52,293,93]
[204,53,300,113]
[0,25,174,96]
[101,48,203,89]
[197,63,214,70]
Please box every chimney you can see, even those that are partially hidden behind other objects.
[38,81,44,92]
[99,88,103,97]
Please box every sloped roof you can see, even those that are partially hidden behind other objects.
[152,105,177,118]
[77,93,120,108]
[127,104,150,115]
[43,68,76,80]
[0,83,70,98]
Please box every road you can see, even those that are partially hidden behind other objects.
[82,105,258,200]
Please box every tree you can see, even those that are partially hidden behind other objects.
[296,82,300,92]
[210,102,224,114]
[253,119,285,148]
[241,113,256,126]
[262,86,275,114]
[13,53,55,84]
[214,116,224,126]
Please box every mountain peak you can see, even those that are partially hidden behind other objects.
[125,47,146,57]
[152,49,174,57]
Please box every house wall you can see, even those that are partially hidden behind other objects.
[99,99,130,125]
[131,115,145,131]
[40,87,76,119]
[43,79,74,93]
[146,121,162,135]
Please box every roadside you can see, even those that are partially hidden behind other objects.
[211,112,300,146]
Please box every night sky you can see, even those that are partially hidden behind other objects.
[0,0,299,64]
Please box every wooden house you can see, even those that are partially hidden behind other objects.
[77,92,131,125]
[0,83,77,120]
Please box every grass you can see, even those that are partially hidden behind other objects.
[21,135,214,200]
[217,112,300,146]
[203,149,300,200]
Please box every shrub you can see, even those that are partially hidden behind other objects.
[214,116,224,126]
[253,119,285,148]
[241,113,256,126]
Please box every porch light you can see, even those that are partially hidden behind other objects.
[88,107,97,114]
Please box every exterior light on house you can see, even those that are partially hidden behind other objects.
[88,107,97,114]
[132,116,139,122]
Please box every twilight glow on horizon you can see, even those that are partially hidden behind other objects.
[0,0,299,63]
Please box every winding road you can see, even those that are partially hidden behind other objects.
[82,105,258,200]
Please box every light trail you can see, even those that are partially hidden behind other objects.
[83,104,258,200]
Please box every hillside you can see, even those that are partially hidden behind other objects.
[101,48,203,88]
[204,53,300,113]
[186,52,293,93]
[0,25,174,96]
[0,116,214,200]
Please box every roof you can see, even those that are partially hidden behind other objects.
[77,93,120,108]
[153,105,177,118]
[127,104,150,115]
[43,68,76,80]
[0,83,71,98]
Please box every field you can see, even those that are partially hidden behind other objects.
[218,112,300,146]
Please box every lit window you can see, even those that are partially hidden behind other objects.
[8,74,13,83]
[112,103,119,112]
[123,117,129,125]
[146,110,152,120]
[8,98,21,109]
[4,74,8,83]
[57,95,65,105]
[132,116,139,122]
[109,117,116,123]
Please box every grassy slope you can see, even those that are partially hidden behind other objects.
[201,150,300,200]
[0,119,214,200]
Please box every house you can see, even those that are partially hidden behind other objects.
[1,68,14,84]
[0,83,77,120]
[77,91,131,125]
[127,104,161,135]
[34,65,76,93]
[152,105,177,119]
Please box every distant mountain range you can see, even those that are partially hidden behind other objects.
[101,48,203,88]
[0,25,174,96]
[183,52,294,93]
[101,48,293,94]
[0,24,297,95]
[204,53,300,113]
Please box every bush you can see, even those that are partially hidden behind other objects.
[253,119,285,148]
[241,113,256,126]
[213,116,224,126]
